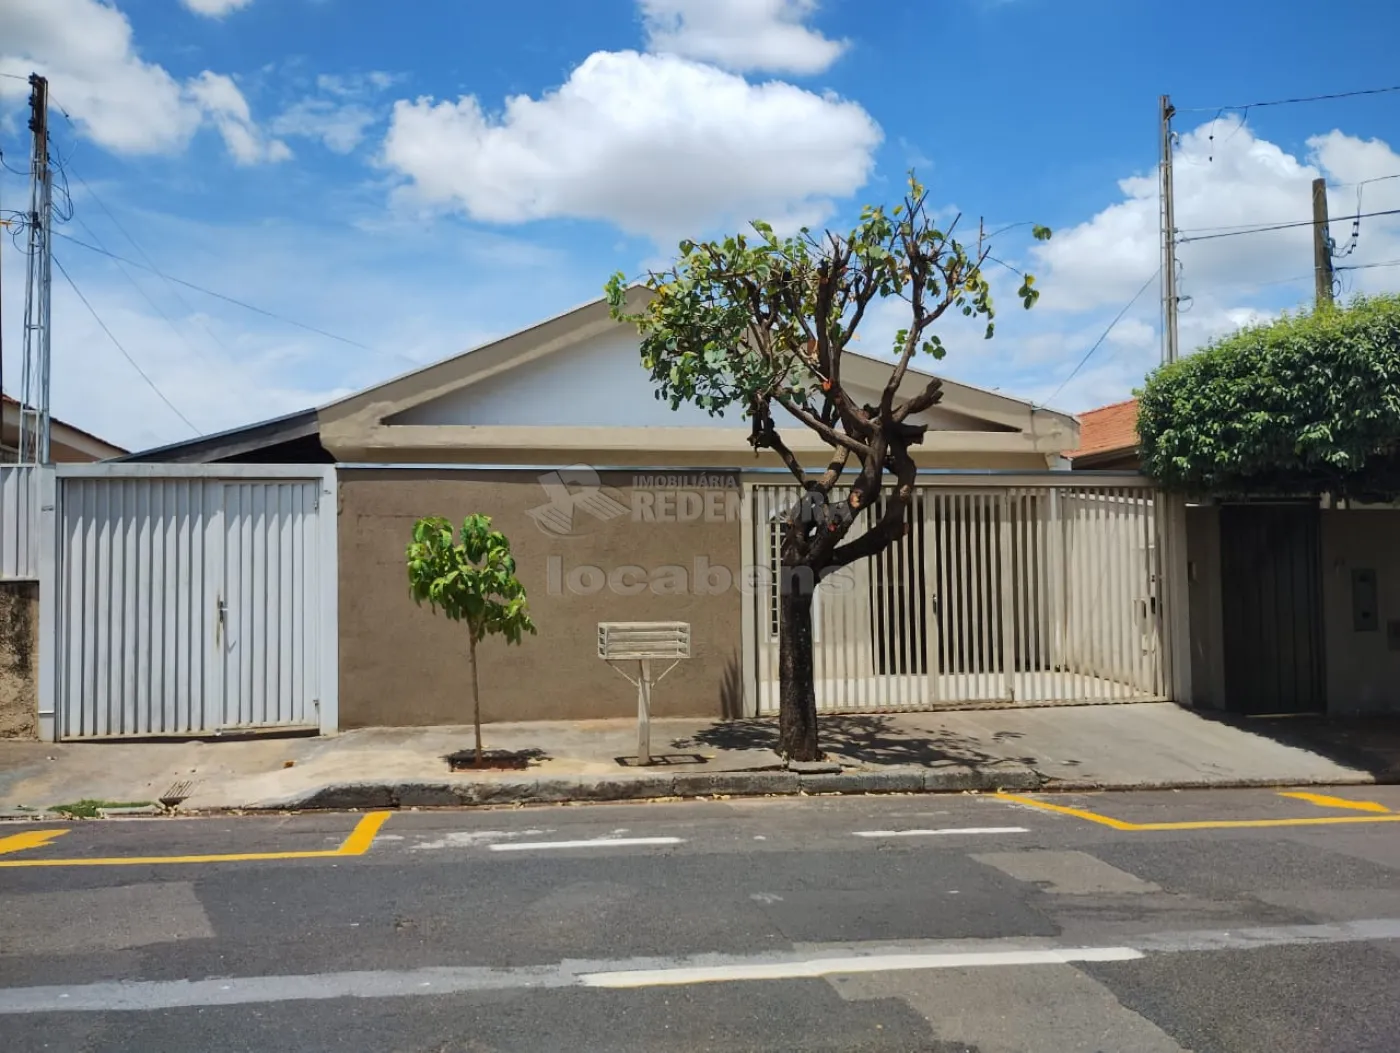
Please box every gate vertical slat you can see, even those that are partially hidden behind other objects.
[134,481,152,732]
[953,493,969,701]
[998,492,1014,701]
[1118,489,1134,698]
[1091,488,1107,699]
[93,483,111,736]
[929,493,941,698]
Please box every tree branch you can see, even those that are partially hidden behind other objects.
[749,400,809,487]
[892,376,945,424]
[775,393,871,457]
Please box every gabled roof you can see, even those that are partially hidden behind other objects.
[117,408,323,463]
[123,290,1082,466]
[1069,398,1140,461]
[318,289,1079,464]
[1,395,127,461]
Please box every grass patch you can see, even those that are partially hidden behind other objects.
[51,799,156,819]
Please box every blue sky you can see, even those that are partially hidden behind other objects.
[5,0,1400,452]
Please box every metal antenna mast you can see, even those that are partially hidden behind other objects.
[19,73,53,464]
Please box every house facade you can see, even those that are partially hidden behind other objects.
[42,296,1180,738]
[1070,397,1400,718]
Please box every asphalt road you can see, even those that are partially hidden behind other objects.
[3,786,1400,1052]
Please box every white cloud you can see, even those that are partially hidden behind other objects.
[272,72,398,154]
[181,0,254,16]
[382,49,880,243]
[187,72,290,164]
[273,99,375,154]
[317,71,401,96]
[0,0,279,163]
[640,0,847,75]
[0,177,596,450]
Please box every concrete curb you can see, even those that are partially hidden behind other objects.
[249,765,1047,812]
[1042,771,1400,792]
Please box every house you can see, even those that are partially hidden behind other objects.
[1066,398,1140,470]
[1070,396,1400,718]
[64,292,1178,738]
[1,395,127,462]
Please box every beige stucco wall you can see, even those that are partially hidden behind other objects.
[1320,509,1400,715]
[1185,504,1226,711]
[0,580,39,739]
[338,469,746,728]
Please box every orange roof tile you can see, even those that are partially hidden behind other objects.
[1068,398,1139,460]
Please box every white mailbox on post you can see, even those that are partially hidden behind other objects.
[598,622,691,766]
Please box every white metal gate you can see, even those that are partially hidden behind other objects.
[748,478,1168,714]
[53,467,336,739]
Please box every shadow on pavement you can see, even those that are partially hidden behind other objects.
[671,714,1042,769]
[1192,711,1400,779]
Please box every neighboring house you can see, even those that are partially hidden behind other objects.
[1071,396,1400,718]
[0,395,127,462]
[1066,398,1141,470]
[99,291,1180,735]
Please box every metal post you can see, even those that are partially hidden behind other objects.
[1159,94,1180,365]
[20,73,52,465]
[637,658,652,765]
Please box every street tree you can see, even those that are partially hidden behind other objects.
[406,514,536,766]
[606,176,1048,760]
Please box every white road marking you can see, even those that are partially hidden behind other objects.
[4,919,1399,1013]
[852,827,1029,838]
[578,947,1141,988]
[487,837,683,852]
[411,830,549,851]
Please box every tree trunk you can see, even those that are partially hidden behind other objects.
[469,632,483,766]
[778,577,819,761]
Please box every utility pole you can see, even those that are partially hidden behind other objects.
[1312,177,1334,309]
[1159,94,1180,365]
[19,73,52,465]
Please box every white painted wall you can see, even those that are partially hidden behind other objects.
[1320,509,1400,715]
[392,329,1006,432]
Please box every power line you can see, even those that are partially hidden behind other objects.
[1178,207,1400,244]
[66,210,224,373]
[1045,268,1161,406]
[53,231,378,351]
[53,254,200,435]
[58,159,239,362]
[1178,84,1400,114]
[1337,257,1400,273]
[42,96,405,364]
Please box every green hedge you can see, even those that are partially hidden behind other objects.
[1137,295,1400,498]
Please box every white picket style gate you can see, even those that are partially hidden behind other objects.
[747,477,1170,714]
[42,466,337,740]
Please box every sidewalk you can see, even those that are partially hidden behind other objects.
[3,702,1398,816]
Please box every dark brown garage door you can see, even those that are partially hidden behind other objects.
[1220,503,1326,715]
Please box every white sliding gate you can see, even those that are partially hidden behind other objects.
[46,466,337,739]
[748,477,1169,714]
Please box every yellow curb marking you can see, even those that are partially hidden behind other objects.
[995,793,1400,831]
[0,812,391,868]
[1278,791,1390,813]
[0,828,69,856]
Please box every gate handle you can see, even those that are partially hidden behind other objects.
[216,598,227,643]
